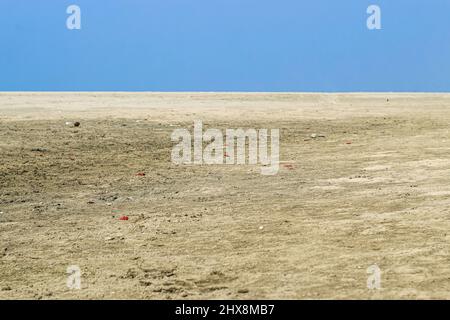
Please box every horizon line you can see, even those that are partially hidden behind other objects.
[2,91,450,94]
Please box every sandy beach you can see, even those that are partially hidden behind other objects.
[1,92,450,299]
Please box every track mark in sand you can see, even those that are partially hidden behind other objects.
[365,151,398,159]
[402,159,450,169]
[132,265,191,294]
[193,270,238,293]
[309,185,343,191]
[363,165,391,171]
[421,190,450,197]
[321,176,392,185]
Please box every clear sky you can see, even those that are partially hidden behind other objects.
[1,0,450,91]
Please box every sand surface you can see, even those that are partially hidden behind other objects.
[1,92,450,299]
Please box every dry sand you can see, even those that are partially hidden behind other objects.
[1,92,450,299]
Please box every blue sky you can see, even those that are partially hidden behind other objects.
[1,0,450,91]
